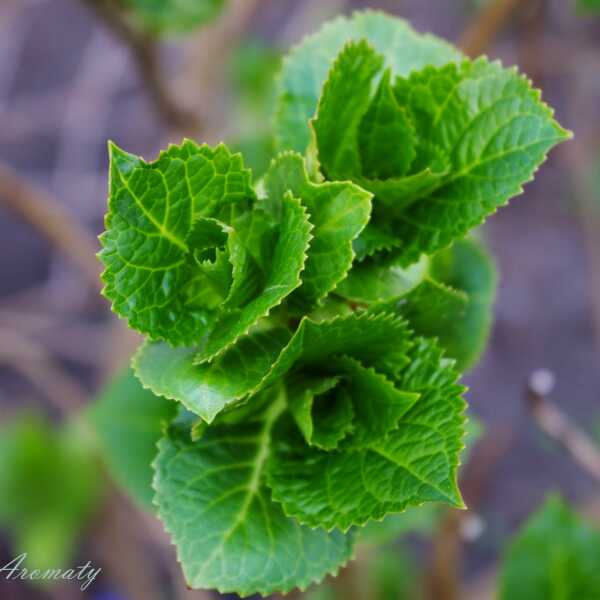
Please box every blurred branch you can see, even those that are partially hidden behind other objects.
[177,0,263,143]
[80,0,199,133]
[459,0,524,57]
[0,328,88,415]
[0,161,102,291]
[464,567,496,600]
[92,485,165,600]
[426,425,514,600]
[0,309,109,365]
[526,369,600,484]
[428,509,462,600]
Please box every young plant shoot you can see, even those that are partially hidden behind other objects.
[98,11,569,596]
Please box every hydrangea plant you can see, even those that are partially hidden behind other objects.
[97,11,569,596]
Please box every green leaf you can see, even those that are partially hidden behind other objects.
[136,312,412,423]
[313,41,444,211]
[100,141,255,346]
[0,415,101,572]
[352,222,400,261]
[392,278,468,335]
[429,238,497,370]
[327,355,419,447]
[100,141,312,361]
[267,336,466,531]
[366,238,496,371]
[124,0,225,35]
[264,152,372,309]
[133,327,291,422]
[335,254,428,304]
[500,495,600,600]
[88,368,175,509]
[312,44,570,265]
[194,192,312,362]
[262,312,414,385]
[275,10,461,153]
[577,0,600,12]
[312,40,384,181]
[359,70,417,179]
[388,59,571,264]
[153,391,353,596]
[288,375,354,450]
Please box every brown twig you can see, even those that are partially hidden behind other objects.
[427,510,463,600]
[459,0,525,57]
[526,369,600,484]
[175,0,263,143]
[0,328,88,415]
[0,161,102,291]
[426,425,514,600]
[80,0,199,134]
[90,485,164,600]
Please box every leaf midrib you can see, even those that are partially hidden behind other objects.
[196,388,286,579]
[113,163,189,252]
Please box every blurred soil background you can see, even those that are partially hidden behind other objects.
[1,0,599,598]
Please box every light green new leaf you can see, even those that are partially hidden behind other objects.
[267,336,466,531]
[125,0,225,35]
[133,328,291,422]
[194,192,312,362]
[153,395,353,597]
[335,255,428,304]
[88,368,175,509]
[275,10,461,153]
[312,40,449,213]
[500,495,600,600]
[265,152,372,309]
[312,40,383,181]
[359,70,416,179]
[288,375,354,450]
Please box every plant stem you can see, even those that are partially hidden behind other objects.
[459,0,526,57]
[80,0,199,133]
[526,369,600,484]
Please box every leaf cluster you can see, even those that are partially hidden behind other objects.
[96,10,569,596]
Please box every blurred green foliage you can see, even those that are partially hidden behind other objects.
[0,415,101,573]
[500,495,600,599]
[122,0,225,35]
[430,238,497,371]
[88,368,175,510]
[227,40,281,177]
[578,0,600,12]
